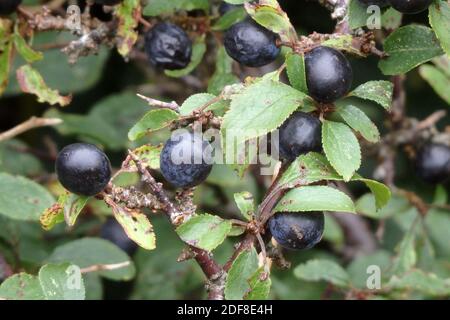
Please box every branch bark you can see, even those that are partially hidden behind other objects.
[0,117,62,142]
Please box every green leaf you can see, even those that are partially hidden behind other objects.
[126,144,162,171]
[208,47,239,95]
[40,192,89,230]
[387,269,450,296]
[47,238,136,281]
[244,267,271,300]
[38,263,85,300]
[222,74,310,145]
[323,215,345,246]
[419,64,450,104]
[179,93,227,115]
[274,186,356,213]
[110,204,156,250]
[212,6,247,31]
[245,1,297,43]
[390,220,417,275]
[0,139,43,176]
[128,108,179,141]
[225,247,259,300]
[176,214,232,251]
[165,38,206,77]
[294,259,350,287]
[381,7,403,30]
[378,25,444,75]
[322,34,367,57]
[322,120,361,181]
[13,33,43,63]
[0,40,13,96]
[348,0,369,29]
[286,52,307,93]
[115,0,141,57]
[335,104,380,142]
[16,65,72,106]
[277,153,390,210]
[143,0,209,16]
[433,54,450,77]
[63,193,90,227]
[348,80,393,110]
[224,0,250,4]
[356,193,411,219]
[233,191,254,221]
[0,173,54,221]
[429,0,450,57]
[0,273,45,300]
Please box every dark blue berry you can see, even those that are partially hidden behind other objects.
[0,0,21,15]
[145,22,192,70]
[100,218,138,256]
[268,212,324,250]
[277,111,322,161]
[160,131,213,188]
[389,0,432,14]
[224,19,280,68]
[219,2,240,15]
[55,143,111,196]
[416,143,450,185]
[305,46,353,103]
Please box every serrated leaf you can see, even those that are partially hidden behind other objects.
[165,38,206,77]
[277,153,390,210]
[38,263,85,300]
[233,191,254,221]
[176,214,232,251]
[245,2,297,43]
[222,74,310,145]
[378,25,444,75]
[126,144,162,171]
[274,186,356,213]
[115,0,141,57]
[48,238,136,281]
[143,0,209,16]
[0,173,54,221]
[286,52,307,93]
[322,120,361,181]
[335,104,380,142]
[179,93,228,115]
[419,64,450,104]
[212,6,247,31]
[109,202,156,250]
[16,65,72,106]
[429,0,450,57]
[128,108,179,141]
[294,259,350,287]
[244,266,271,300]
[225,247,259,300]
[0,273,45,300]
[13,33,43,63]
[349,80,393,110]
[387,269,450,296]
[322,34,367,57]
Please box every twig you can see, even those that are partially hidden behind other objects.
[0,254,13,279]
[137,93,180,112]
[80,261,131,274]
[0,117,62,142]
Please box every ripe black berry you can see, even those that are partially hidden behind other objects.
[357,0,390,7]
[55,143,111,196]
[305,46,353,103]
[101,218,138,255]
[268,212,324,250]
[224,19,281,68]
[160,131,213,188]
[389,0,432,14]
[94,0,122,5]
[0,0,21,15]
[277,111,322,161]
[144,22,192,70]
[416,143,450,185]
[219,2,240,15]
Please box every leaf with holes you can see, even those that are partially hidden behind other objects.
[244,266,271,300]
[0,273,45,300]
[274,186,356,213]
[335,104,380,142]
[348,80,393,110]
[38,263,85,300]
[322,120,361,181]
[233,191,254,221]
[115,0,141,57]
[176,214,232,251]
[225,246,259,300]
